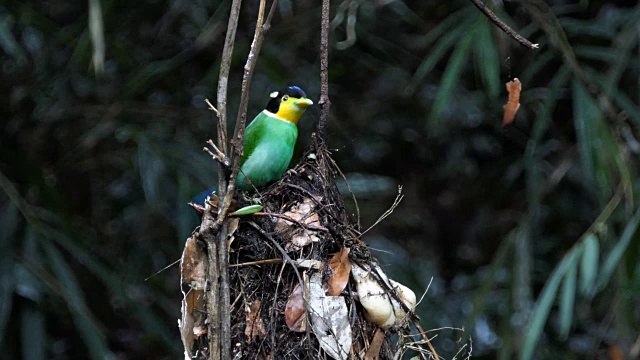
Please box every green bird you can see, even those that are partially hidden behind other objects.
[192,86,313,205]
[236,85,313,190]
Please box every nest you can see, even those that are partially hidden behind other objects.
[180,139,424,359]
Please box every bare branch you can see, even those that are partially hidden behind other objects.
[469,0,539,49]
[216,0,243,197]
[216,0,279,224]
[317,0,331,142]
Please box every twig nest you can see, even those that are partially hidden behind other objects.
[351,263,416,330]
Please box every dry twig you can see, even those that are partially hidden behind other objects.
[469,0,539,49]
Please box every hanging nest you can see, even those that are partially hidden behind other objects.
[179,137,427,359]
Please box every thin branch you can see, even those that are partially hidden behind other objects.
[359,185,404,237]
[229,258,283,267]
[247,221,304,288]
[317,0,331,142]
[202,1,243,359]
[216,0,243,198]
[216,0,278,224]
[469,0,539,49]
[204,140,231,167]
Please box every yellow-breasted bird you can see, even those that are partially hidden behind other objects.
[192,86,313,205]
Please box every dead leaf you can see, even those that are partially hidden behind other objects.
[245,300,266,341]
[364,328,385,360]
[608,345,624,360]
[227,217,240,248]
[308,271,352,360]
[503,78,522,126]
[284,284,306,332]
[181,236,207,288]
[179,236,208,357]
[326,248,351,296]
[274,197,324,251]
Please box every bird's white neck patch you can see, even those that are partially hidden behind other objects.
[262,110,292,124]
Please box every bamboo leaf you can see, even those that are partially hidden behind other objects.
[558,255,578,339]
[579,233,599,297]
[41,240,112,359]
[406,19,471,95]
[427,24,476,132]
[0,204,18,345]
[475,18,500,100]
[597,208,640,290]
[521,248,580,360]
[21,307,46,360]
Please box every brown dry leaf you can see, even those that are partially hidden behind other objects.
[364,328,385,360]
[608,345,624,360]
[503,78,522,126]
[274,196,323,251]
[284,284,306,332]
[326,247,351,296]
[244,300,266,341]
[179,237,208,357]
[181,236,207,287]
[227,217,240,248]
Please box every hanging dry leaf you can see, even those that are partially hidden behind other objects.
[608,345,624,360]
[244,300,266,341]
[503,78,522,126]
[181,236,207,287]
[179,236,208,357]
[326,247,351,296]
[284,284,306,332]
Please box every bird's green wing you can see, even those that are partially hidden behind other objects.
[237,112,298,190]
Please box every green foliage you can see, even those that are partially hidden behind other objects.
[1,0,639,358]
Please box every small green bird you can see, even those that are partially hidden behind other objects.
[236,85,313,190]
[192,86,312,205]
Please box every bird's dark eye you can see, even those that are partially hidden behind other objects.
[282,95,289,102]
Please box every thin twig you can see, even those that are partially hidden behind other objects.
[204,98,220,116]
[469,0,539,49]
[217,0,278,225]
[247,221,304,288]
[317,0,331,142]
[144,258,181,281]
[215,0,243,198]
[414,321,441,360]
[252,211,329,232]
[204,140,231,167]
[360,185,404,237]
[229,258,283,267]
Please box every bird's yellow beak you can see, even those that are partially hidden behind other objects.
[294,98,313,109]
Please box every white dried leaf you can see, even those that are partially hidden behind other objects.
[307,272,352,360]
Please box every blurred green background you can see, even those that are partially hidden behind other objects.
[1,0,640,358]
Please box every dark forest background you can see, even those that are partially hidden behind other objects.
[1,0,640,359]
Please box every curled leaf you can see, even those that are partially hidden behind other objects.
[244,300,266,341]
[284,284,306,332]
[503,78,521,126]
[326,247,351,296]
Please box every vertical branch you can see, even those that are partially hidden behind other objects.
[216,0,243,198]
[317,0,331,143]
[212,1,278,358]
[201,2,243,360]
[215,0,278,222]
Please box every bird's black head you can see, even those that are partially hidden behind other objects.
[265,86,309,113]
